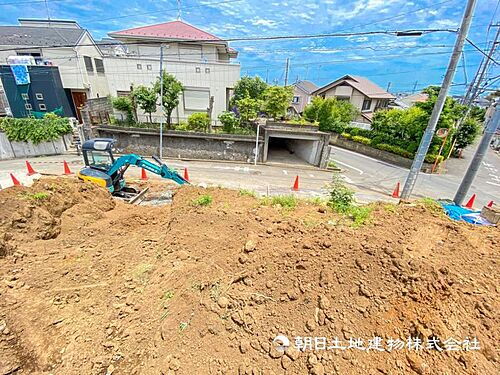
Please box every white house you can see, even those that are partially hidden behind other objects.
[0,19,110,122]
[103,20,241,124]
[312,75,395,124]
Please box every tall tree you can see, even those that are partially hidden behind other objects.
[131,85,158,123]
[261,85,294,119]
[154,72,183,129]
[231,76,268,106]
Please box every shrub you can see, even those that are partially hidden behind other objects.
[236,94,261,124]
[351,135,371,145]
[261,85,294,119]
[218,111,240,133]
[303,97,358,133]
[0,117,72,144]
[187,113,210,132]
[111,96,135,124]
[270,195,297,209]
[327,174,355,213]
[340,132,351,139]
[174,121,189,131]
[345,127,372,138]
[375,143,413,158]
[424,154,444,164]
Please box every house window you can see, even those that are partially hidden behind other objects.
[147,64,152,70]
[362,98,372,111]
[183,88,210,111]
[94,58,105,73]
[205,67,210,74]
[137,64,142,70]
[39,103,46,111]
[336,96,350,101]
[83,56,93,72]
[21,93,29,100]
[195,67,201,73]
[25,103,32,110]
[117,91,131,97]
[36,93,43,100]
[292,96,300,104]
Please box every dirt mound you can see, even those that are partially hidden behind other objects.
[0,177,115,257]
[0,184,498,374]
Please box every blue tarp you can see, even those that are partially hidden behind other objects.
[439,202,495,226]
[10,65,30,85]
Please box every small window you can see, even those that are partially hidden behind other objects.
[36,93,44,100]
[336,96,350,101]
[362,98,372,111]
[205,67,210,74]
[147,64,152,70]
[137,64,142,70]
[83,56,93,72]
[195,67,201,73]
[39,103,46,111]
[21,93,29,100]
[292,96,300,103]
[94,58,105,73]
[25,103,32,110]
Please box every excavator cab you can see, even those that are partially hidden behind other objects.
[79,138,119,192]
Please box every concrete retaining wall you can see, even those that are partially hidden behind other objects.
[0,132,70,160]
[95,126,264,163]
[331,134,436,172]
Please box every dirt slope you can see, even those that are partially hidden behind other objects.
[0,178,498,375]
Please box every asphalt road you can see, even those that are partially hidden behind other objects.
[329,143,499,209]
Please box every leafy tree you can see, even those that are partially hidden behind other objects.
[455,117,481,150]
[131,85,158,123]
[218,111,240,133]
[236,94,262,124]
[154,72,183,129]
[231,76,268,106]
[261,85,294,119]
[187,112,210,132]
[111,96,135,124]
[303,97,358,133]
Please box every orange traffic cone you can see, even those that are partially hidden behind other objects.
[391,182,400,198]
[63,160,72,175]
[10,173,21,186]
[25,160,36,176]
[292,175,299,191]
[464,194,476,209]
[141,168,148,180]
[487,200,494,208]
[183,168,190,182]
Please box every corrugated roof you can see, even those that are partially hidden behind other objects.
[109,20,222,42]
[294,80,318,94]
[0,25,85,46]
[314,75,395,99]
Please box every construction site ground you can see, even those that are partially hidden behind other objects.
[0,177,498,375]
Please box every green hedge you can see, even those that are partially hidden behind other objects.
[351,135,371,145]
[375,143,413,159]
[0,116,72,144]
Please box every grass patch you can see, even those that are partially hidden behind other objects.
[261,195,298,210]
[132,263,153,285]
[162,290,174,301]
[327,161,338,169]
[347,206,373,228]
[383,204,397,213]
[192,194,213,207]
[418,197,442,213]
[179,321,189,331]
[19,191,49,201]
[238,189,257,197]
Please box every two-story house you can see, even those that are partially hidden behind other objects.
[103,20,240,124]
[0,19,110,122]
[289,80,318,115]
[312,75,394,124]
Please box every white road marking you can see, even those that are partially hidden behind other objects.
[342,176,354,184]
[332,159,364,175]
[486,181,500,187]
[309,174,315,178]
[282,170,288,175]
[331,146,405,170]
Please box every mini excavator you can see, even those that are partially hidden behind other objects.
[77,138,188,201]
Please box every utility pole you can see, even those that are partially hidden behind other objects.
[284,58,290,86]
[386,82,392,93]
[412,81,418,94]
[453,101,499,205]
[401,0,477,200]
[159,45,164,159]
[265,69,269,84]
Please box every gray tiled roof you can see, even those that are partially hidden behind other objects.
[0,26,85,47]
[294,80,318,94]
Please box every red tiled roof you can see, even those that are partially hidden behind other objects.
[109,20,221,42]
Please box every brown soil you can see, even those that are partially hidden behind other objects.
[0,177,498,375]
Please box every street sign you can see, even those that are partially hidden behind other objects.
[436,128,449,138]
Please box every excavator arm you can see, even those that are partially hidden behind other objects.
[108,154,189,185]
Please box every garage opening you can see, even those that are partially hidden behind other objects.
[266,137,318,166]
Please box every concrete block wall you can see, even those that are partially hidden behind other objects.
[0,132,70,160]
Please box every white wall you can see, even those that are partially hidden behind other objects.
[104,56,240,124]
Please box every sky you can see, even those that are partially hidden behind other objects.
[1,0,499,95]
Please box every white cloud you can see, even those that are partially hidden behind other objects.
[249,17,280,28]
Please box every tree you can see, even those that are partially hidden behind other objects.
[454,117,480,150]
[303,97,358,133]
[131,85,157,123]
[236,94,261,124]
[111,96,135,124]
[231,76,268,106]
[154,72,183,129]
[261,85,294,119]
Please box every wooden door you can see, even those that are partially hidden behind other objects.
[71,91,87,123]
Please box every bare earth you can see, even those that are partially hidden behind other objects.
[0,177,498,375]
